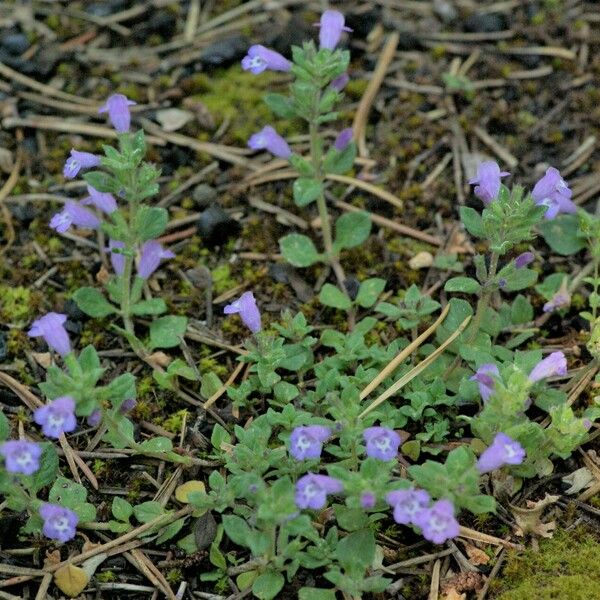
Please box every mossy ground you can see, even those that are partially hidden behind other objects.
[491,528,600,599]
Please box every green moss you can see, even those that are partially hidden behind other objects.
[492,528,600,599]
[96,571,118,583]
[212,264,237,295]
[160,409,188,433]
[199,356,228,379]
[0,286,32,322]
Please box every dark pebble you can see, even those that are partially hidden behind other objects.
[162,146,192,175]
[197,204,240,247]
[192,184,218,209]
[271,15,315,55]
[9,204,36,224]
[344,277,360,301]
[65,317,83,336]
[63,299,86,321]
[464,12,508,33]
[268,263,290,284]
[0,331,7,361]
[132,9,176,41]
[193,511,218,550]
[0,32,29,55]
[199,35,249,68]
[346,8,381,39]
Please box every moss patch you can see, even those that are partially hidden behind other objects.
[492,528,600,599]
[0,286,33,323]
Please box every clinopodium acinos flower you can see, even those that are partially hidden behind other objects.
[295,473,343,510]
[0,440,42,475]
[318,10,352,50]
[223,291,261,333]
[363,426,401,461]
[360,491,377,509]
[99,93,136,133]
[330,73,349,92]
[414,499,460,544]
[468,161,510,205]
[83,185,117,214]
[531,167,576,220]
[241,45,291,74]
[137,241,175,279]
[470,363,500,403]
[49,200,101,234]
[289,426,331,460]
[28,312,71,357]
[477,432,525,474]
[108,239,126,276]
[514,251,534,269]
[63,150,100,179]
[334,128,353,151]
[528,351,567,383]
[248,126,291,159]
[386,487,430,525]
[39,503,79,543]
[33,396,77,439]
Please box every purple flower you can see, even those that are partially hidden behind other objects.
[528,351,567,383]
[223,291,261,333]
[241,45,292,74]
[99,93,136,133]
[334,128,353,151]
[0,440,42,475]
[137,241,175,279]
[468,161,510,205]
[87,410,102,427]
[120,398,137,414]
[414,499,460,544]
[28,312,71,357]
[330,73,349,92]
[531,167,576,220]
[363,427,401,461]
[248,126,291,159]
[49,200,101,234]
[386,488,430,525]
[83,185,117,214]
[63,150,100,179]
[39,503,79,543]
[514,252,534,269]
[289,425,331,460]
[360,491,377,509]
[470,364,500,403]
[33,396,77,439]
[108,239,126,276]
[477,432,526,474]
[318,10,352,50]
[295,473,343,510]
[543,292,571,313]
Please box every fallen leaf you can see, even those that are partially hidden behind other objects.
[31,352,52,368]
[175,480,205,503]
[148,351,172,368]
[44,549,61,567]
[193,511,218,550]
[510,493,559,538]
[96,265,110,285]
[562,467,594,495]
[463,542,490,565]
[54,564,89,597]
[409,251,433,270]
[155,108,194,132]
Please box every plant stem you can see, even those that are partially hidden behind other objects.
[120,253,135,335]
[467,251,499,344]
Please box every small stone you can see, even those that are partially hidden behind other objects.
[0,32,29,55]
[464,12,507,33]
[409,251,434,270]
[63,299,86,321]
[197,205,240,247]
[433,0,457,23]
[271,15,316,55]
[199,36,249,68]
[192,184,218,209]
[344,277,360,301]
[193,511,218,551]
[132,10,176,41]
[31,352,52,369]
[155,108,194,132]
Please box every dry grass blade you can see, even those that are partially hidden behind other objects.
[0,145,23,257]
[359,314,471,418]
[203,361,245,410]
[360,304,450,400]
[459,526,523,550]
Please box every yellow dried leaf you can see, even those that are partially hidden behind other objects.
[54,564,89,597]
[175,480,206,503]
[463,542,490,566]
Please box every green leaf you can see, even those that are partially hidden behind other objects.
[263,93,296,118]
[83,171,118,193]
[299,588,337,600]
[462,494,496,514]
[156,517,186,544]
[0,411,9,441]
[334,529,376,570]
[274,381,299,403]
[112,497,133,522]
[444,277,481,294]
[133,501,164,523]
[104,373,136,405]
[539,214,586,255]
[73,287,116,318]
[77,345,101,372]
[501,267,538,292]
[511,294,533,324]
[289,155,315,177]
[293,178,322,207]
[134,206,169,241]
[460,206,485,238]
[49,477,97,522]
[323,142,356,175]
[30,444,59,493]
[333,211,371,251]
[149,315,188,349]
[356,278,386,308]
[237,570,258,590]
[201,371,223,398]
[252,571,285,600]
[131,298,167,316]
[139,436,173,453]
[319,283,351,310]
[279,234,321,267]
[222,514,252,547]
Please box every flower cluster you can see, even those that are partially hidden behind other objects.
[469,160,575,220]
